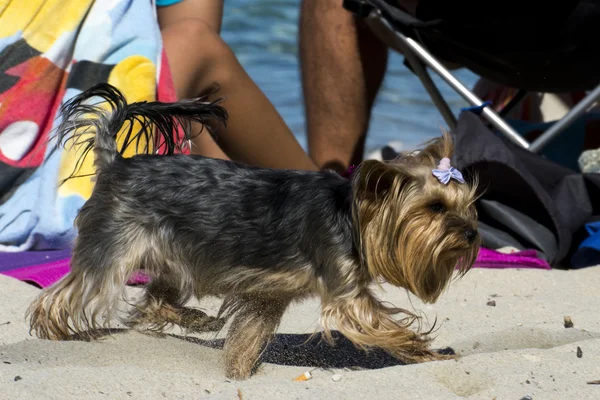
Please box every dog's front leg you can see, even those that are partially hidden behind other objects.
[320,289,449,364]
[222,296,289,380]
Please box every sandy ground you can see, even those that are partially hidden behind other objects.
[1,267,599,399]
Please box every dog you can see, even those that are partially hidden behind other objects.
[28,83,480,380]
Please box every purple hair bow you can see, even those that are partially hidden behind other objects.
[432,158,465,185]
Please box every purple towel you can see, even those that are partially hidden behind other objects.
[0,249,150,287]
[2,258,71,288]
[0,246,550,289]
[0,249,71,272]
[474,248,551,269]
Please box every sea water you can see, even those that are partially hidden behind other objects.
[222,0,479,153]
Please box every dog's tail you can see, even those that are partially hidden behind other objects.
[54,82,228,180]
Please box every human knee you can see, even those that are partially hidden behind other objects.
[161,18,235,75]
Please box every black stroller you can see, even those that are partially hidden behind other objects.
[344,0,600,267]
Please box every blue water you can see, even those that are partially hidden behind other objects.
[222,0,480,153]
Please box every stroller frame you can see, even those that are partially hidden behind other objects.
[344,0,600,153]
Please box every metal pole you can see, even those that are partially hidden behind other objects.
[377,17,530,149]
[364,16,457,130]
[403,53,458,131]
[529,85,600,153]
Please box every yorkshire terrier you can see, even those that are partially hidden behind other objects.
[28,83,480,380]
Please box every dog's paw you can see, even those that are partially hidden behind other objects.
[415,347,457,363]
[430,351,458,362]
[179,308,226,333]
[224,365,253,381]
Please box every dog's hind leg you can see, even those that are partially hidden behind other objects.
[221,296,290,380]
[27,232,149,340]
[128,273,224,334]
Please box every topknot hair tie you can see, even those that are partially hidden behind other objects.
[432,158,465,185]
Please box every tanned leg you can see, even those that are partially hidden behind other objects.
[158,1,228,160]
[299,0,388,173]
[158,1,317,170]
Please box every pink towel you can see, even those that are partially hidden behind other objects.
[1,258,151,288]
[1,247,550,289]
[2,258,72,288]
[473,248,551,269]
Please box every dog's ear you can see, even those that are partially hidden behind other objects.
[354,160,411,201]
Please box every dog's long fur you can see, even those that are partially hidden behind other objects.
[28,83,480,380]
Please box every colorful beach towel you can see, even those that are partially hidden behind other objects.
[0,0,178,252]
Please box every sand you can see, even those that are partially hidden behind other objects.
[1,267,599,399]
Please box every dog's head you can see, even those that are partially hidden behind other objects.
[352,132,480,303]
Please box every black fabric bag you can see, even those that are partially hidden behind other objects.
[452,111,600,266]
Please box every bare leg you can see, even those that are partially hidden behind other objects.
[222,297,289,380]
[158,2,317,170]
[299,0,388,173]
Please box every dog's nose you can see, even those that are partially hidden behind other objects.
[464,229,478,244]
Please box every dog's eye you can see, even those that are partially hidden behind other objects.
[429,202,446,213]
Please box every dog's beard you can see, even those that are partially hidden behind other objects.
[368,224,478,304]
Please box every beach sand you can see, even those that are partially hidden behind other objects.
[1,267,599,399]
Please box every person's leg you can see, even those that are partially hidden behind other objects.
[299,0,388,173]
[158,1,317,170]
[158,0,224,33]
[158,2,228,160]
